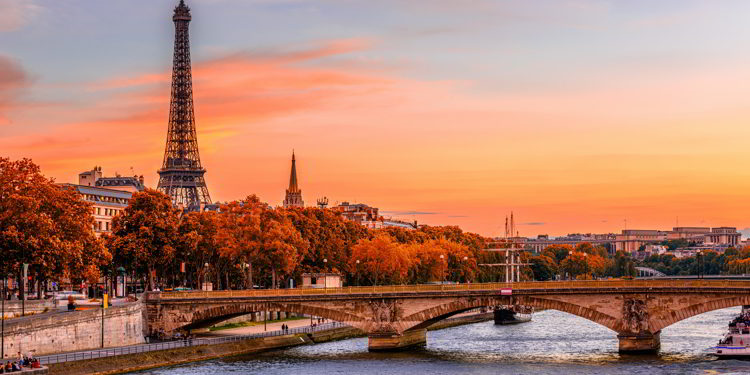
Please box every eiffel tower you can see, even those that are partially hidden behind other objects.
[157,0,211,211]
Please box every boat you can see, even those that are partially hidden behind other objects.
[494,306,532,325]
[714,306,750,359]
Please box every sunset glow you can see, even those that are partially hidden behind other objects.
[2,0,750,236]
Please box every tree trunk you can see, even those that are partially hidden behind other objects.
[225,272,230,291]
[272,267,277,289]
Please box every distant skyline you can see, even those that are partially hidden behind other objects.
[2,0,750,237]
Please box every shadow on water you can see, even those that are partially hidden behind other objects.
[137,307,750,375]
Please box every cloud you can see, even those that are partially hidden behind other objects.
[448,215,468,218]
[381,210,439,216]
[519,222,546,226]
[0,0,41,32]
[0,55,30,126]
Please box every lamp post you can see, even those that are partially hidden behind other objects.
[439,255,445,283]
[242,263,249,290]
[355,260,360,286]
[203,262,209,291]
[2,275,5,360]
[21,263,27,317]
[117,267,126,298]
[462,256,468,283]
[323,259,328,289]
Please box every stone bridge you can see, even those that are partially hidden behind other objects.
[144,280,750,352]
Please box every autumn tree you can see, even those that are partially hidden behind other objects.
[217,196,265,289]
[110,189,180,291]
[350,234,412,285]
[0,158,109,292]
[255,209,307,288]
[542,244,574,264]
[177,210,223,289]
[283,207,369,282]
[530,255,558,281]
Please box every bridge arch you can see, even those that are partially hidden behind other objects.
[403,296,619,333]
[162,301,367,333]
[650,295,750,332]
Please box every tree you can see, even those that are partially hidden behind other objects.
[350,234,411,285]
[216,196,264,289]
[110,189,180,291]
[530,255,558,281]
[542,244,574,264]
[177,211,223,289]
[0,158,109,292]
[255,209,307,288]
[560,252,591,279]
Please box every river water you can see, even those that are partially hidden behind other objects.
[137,307,750,375]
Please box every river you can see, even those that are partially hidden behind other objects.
[136,307,750,375]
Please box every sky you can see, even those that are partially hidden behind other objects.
[1,0,750,238]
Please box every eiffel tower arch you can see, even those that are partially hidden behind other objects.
[157,0,212,211]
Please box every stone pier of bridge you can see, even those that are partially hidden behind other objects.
[143,280,750,352]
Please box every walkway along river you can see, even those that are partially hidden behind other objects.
[135,307,750,375]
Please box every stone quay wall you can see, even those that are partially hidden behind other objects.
[1,302,145,358]
[2,299,57,318]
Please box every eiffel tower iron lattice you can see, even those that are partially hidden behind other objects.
[157,0,211,210]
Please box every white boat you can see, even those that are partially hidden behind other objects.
[714,307,750,359]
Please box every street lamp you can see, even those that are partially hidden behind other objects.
[1,275,5,360]
[355,260,360,286]
[242,263,249,290]
[203,263,209,291]
[439,255,445,283]
[323,259,328,289]
[462,256,468,283]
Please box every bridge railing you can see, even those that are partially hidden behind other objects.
[37,322,345,365]
[157,279,750,300]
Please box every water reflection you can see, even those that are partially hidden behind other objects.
[139,307,750,375]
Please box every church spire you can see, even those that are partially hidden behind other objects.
[288,151,299,193]
[283,151,304,208]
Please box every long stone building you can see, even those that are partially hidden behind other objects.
[60,166,145,236]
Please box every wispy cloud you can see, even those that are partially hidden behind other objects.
[520,222,546,226]
[0,55,29,126]
[382,210,440,216]
[0,0,41,32]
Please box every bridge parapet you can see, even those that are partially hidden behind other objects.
[156,279,750,300]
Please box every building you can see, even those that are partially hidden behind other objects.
[331,202,381,228]
[60,167,145,237]
[524,233,617,253]
[301,273,342,288]
[283,152,304,208]
[614,227,741,253]
[79,166,145,192]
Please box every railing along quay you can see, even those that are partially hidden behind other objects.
[157,279,750,300]
[37,322,344,365]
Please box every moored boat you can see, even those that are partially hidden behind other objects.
[714,306,750,359]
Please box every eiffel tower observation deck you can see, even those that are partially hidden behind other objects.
[157,0,212,211]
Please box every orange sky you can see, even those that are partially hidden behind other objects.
[2,1,750,237]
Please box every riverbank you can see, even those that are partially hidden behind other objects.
[47,311,494,375]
